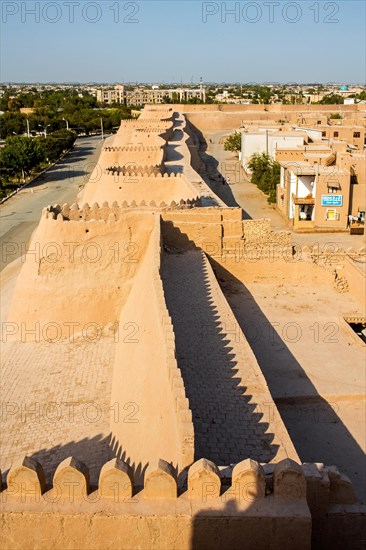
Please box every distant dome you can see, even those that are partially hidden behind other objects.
[339,85,349,91]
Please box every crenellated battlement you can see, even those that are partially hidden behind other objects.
[1,453,361,549]
[133,127,173,133]
[120,117,173,124]
[105,164,164,176]
[104,170,183,178]
[43,202,123,222]
[42,198,201,221]
[1,454,355,507]
[104,145,163,152]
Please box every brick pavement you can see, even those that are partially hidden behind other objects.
[162,249,279,465]
[0,336,116,486]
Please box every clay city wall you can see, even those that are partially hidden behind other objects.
[172,112,226,207]
[5,208,156,340]
[119,118,173,125]
[128,133,168,147]
[161,207,292,259]
[103,145,163,152]
[182,104,365,131]
[104,164,164,175]
[91,145,166,173]
[112,130,170,148]
[80,172,201,208]
[141,105,174,117]
[44,200,200,218]
[1,454,363,550]
[79,110,177,200]
[131,128,173,143]
[110,215,194,482]
[215,251,336,287]
[178,104,365,113]
[115,118,173,136]
[3,104,364,548]
[184,117,207,174]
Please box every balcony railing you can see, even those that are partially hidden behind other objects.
[292,193,315,205]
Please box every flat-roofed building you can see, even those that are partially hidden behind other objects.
[125,85,206,107]
[317,125,365,149]
[277,161,351,230]
[96,85,125,104]
[241,128,306,171]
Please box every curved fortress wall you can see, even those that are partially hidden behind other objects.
[6,208,156,338]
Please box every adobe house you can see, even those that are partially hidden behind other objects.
[277,161,351,231]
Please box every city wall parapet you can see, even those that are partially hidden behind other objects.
[1,455,362,550]
[105,164,164,176]
[79,170,201,208]
[161,208,293,259]
[43,199,201,221]
[103,145,163,152]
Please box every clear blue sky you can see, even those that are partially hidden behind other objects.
[1,1,365,83]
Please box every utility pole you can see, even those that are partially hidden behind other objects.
[100,117,104,140]
[26,117,30,138]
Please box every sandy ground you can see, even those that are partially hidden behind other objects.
[0,136,104,271]
[214,263,366,503]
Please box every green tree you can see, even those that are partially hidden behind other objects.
[247,152,280,203]
[329,113,343,119]
[224,131,242,152]
[0,112,27,138]
[0,136,45,179]
[41,130,77,162]
[319,94,343,105]
[7,97,24,110]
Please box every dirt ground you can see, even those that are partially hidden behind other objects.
[212,257,366,503]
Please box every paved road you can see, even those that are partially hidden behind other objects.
[0,136,104,271]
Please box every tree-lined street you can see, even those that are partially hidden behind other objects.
[0,135,103,270]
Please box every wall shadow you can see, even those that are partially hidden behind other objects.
[15,433,149,491]
[208,257,366,505]
[184,119,252,218]
[165,143,184,162]
[31,169,88,186]
[162,249,278,465]
[191,498,263,550]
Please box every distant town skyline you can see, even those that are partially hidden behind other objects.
[1,81,366,86]
[1,1,365,83]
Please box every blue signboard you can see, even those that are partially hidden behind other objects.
[321,195,343,207]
